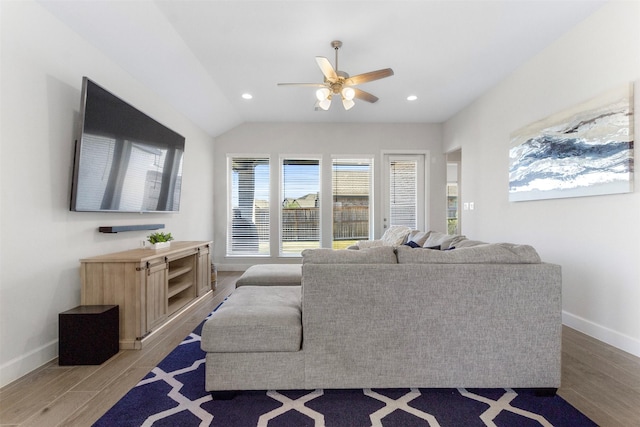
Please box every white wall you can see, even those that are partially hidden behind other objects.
[214,122,444,269]
[443,1,640,356]
[0,1,215,386]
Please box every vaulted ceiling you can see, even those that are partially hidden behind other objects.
[40,0,606,137]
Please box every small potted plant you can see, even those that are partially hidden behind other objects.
[147,232,174,250]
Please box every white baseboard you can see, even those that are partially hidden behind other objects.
[563,310,640,358]
[0,339,58,388]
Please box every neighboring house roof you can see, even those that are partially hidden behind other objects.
[253,170,370,208]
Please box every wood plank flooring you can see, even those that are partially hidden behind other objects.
[559,326,640,426]
[1,270,639,426]
[0,272,238,427]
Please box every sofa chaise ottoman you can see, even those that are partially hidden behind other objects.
[201,285,304,390]
[235,264,302,287]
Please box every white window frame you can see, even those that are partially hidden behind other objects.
[330,155,375,248]
[226,154,271,257]
[279,155,322,257]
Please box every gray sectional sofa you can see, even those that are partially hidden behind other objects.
[201,242,562,392]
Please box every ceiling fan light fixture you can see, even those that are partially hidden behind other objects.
[342,98,355,110]
[342,87,355,101]
[316,88,331,101]
[318,98,332,110]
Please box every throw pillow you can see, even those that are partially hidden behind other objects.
[422,232,466,250]
[422,231,447,248]
[404,240,421,248]
[380,225,412,246]
[406,230,431,247]
[440,234,467,250]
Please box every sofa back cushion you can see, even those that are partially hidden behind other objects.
[396,243,542,264]
[454,239,488,248]
[302,246,398,264]
[356,240,384,249]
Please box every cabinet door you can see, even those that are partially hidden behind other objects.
[197,246,211,296]
[146,260,168,332]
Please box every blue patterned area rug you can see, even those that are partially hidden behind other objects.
[94,311,596,427]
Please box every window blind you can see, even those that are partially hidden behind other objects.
[389,159,417,229]
[227,156,269,256]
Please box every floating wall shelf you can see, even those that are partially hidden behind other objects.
[98,224,165,233]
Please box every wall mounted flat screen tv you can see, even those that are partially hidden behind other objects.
[70,77,185,213]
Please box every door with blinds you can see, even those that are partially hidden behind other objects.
[383,154,426,232]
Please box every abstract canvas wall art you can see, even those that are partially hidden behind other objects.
[509,84,634,202]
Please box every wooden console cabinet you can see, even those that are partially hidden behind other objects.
[80,241,211,349]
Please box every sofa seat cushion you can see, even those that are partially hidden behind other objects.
[396,243,542,264]
[236,264,302,287]
[201,286,302,353]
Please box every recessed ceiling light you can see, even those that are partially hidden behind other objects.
[242,93,253,100]
[407,95,418,101]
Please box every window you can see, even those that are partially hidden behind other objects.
[332,158,373,249]
[226,154,382,257]
[280,158,320,255]
[447,183,459,234]
[227,156,269,256]
[384,154,425,231]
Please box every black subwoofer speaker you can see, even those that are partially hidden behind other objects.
[58,305,119,365]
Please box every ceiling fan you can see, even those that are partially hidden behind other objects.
[278,40,394,111]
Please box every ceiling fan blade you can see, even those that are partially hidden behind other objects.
[277,83,327,87]
[353,88,379,103]
[345,68,394,86]
[315,56,338,82]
